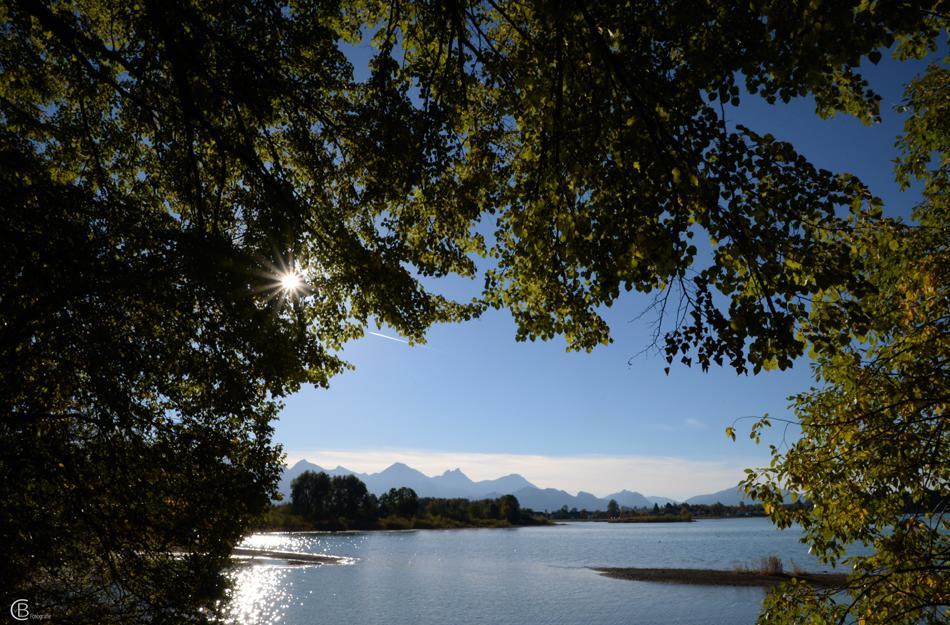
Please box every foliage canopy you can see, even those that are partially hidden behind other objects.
[743,62,949,625]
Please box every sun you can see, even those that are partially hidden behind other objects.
[279,271,303,293]
[252,257,310,304]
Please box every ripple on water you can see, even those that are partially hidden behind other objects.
[222,564,297,625]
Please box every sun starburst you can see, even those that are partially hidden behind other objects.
[249,253,313,306]
[279,271,303,293]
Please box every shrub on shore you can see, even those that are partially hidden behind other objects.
[733,555,784,575]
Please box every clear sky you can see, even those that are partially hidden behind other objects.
[276,46,942,501]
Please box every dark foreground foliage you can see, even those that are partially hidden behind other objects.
[2,1,945,623]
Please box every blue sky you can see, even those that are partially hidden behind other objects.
[276,46,942,500]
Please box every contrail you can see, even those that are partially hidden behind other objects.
[367,331,440,352]
[367,331,408,344]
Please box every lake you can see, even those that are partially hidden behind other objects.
[225,518,848,625]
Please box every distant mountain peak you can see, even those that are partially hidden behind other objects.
[381,462,416,473]
[436,468,473,482]
[377,462,430,481]
[289,459,322,470]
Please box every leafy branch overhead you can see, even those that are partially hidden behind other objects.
[6,1,941,374]
[353,0,941,375]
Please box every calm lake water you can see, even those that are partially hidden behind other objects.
[225,518,849,625]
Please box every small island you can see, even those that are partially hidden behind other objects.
[595,556,848,588]
[606,514,692,523]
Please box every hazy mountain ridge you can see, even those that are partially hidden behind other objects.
[684,485,794,506]
[684,486,751,506]
[279,460,761,511]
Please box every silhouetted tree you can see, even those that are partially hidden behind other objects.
[291,471,333,521]
[380,487,419,518]
[329,475,371,519]
[499,495,521,524]
[607,499,621,518]
[362,493,380,521]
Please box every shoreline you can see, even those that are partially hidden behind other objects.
[251,517,554,533]
[251,523,554,534]
[594,567,848,588]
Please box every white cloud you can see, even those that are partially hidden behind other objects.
[282,447,764,500]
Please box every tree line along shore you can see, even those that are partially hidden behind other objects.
[546,499,801,522]
[255,470,806,531]
[256,470,551,531]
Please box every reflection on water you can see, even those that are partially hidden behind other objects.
[223,519,853,625]
[223,564,297,625]
[241,531,371,554]
[223,533,362,623]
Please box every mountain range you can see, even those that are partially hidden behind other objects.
[279,460,761,511]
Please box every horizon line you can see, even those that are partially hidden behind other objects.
[280,448,762,501]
